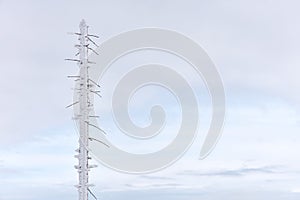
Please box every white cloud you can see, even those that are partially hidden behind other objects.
[1,0,300,199]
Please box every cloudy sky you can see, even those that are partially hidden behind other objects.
[1,0,300,199]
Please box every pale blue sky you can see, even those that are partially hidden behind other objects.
[0,0,300,199]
